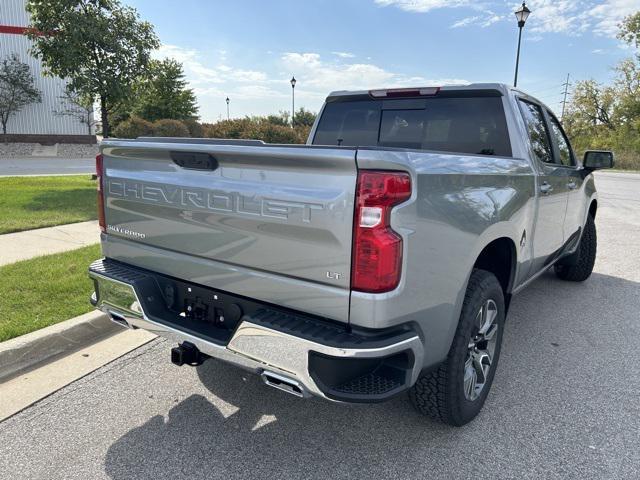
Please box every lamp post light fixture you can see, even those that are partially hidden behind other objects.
[290,76,296,127]
[225,97,230,120]
[513,1,531,88]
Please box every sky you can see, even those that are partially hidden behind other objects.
[125,0,640,123]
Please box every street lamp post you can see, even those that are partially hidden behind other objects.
[513,2,531,88]
[225,97,230,120]
[290,76,296,128]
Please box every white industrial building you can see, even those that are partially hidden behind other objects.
[0,0,95,143]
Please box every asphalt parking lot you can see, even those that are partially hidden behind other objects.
[0,171,638,479]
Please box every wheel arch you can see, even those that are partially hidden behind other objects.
[589,199,598,219]
[471,237,517,311]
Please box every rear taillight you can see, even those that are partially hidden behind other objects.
[351,171,411,293]
[96,153,106,233]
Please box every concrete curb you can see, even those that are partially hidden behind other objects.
[0,310,121,383]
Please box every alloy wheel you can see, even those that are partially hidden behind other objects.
[463,299,499,401]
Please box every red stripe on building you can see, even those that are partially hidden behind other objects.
[0,25,43,35]
[0,25,29,35]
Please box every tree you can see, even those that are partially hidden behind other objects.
[131,59,198,122]
[292,107,316,127]
[265,108,316,128]
[0,54,42,138]
[266,111,290,127]
[567,80,615,129]
[26,0,159,137]
[618,12,640,51]
[55,88,97,136]
[564,11,640,169]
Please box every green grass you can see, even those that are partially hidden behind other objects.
[0,244,101,342]
[0,175,97,234]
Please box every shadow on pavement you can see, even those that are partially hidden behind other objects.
[103,360,461,479]
[103,271,640,479]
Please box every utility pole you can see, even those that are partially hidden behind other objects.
[561,73,570,121]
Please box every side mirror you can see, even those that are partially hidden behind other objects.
[583,150,614,170]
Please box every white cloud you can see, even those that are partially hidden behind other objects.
[332,51,356,58]
[383,1,638,40]
[513,0,638,38]
[375,0,472,13]
[588,0,639,38]
[481,13,503,27]
[451,16,481,28]
[281,52,469,96]
[155,44,268,86]
[521,1,589,35]
[450,11,504,28]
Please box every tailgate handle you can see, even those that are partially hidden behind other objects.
[170,151,218,171]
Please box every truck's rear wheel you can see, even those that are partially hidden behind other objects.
[408,269,504,426]
[554,214,597,282]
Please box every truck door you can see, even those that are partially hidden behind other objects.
[545,111,585,242]
[517,99,569,274]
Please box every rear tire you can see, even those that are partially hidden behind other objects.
[408,269,505,426]
[554,214,596,282]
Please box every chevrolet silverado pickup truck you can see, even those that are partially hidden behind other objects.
[89,83,614,426]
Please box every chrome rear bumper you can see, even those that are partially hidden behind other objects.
[89,259,424,401]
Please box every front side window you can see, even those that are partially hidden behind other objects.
[518,100,554,164]
[548,114,575,166]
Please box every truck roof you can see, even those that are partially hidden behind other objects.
[325,82,554,114]
[326,82,515,99]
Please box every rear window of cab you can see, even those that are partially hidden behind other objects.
[312,95,512,157]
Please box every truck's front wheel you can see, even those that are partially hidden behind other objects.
[408,269,505,426]
[554,214,597,282]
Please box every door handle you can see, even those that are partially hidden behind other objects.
[567,180,577,190]
[540,182,553,195]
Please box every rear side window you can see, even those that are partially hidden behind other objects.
[312,100,380,147]
[312,96,512,157]
[517,99,554,164]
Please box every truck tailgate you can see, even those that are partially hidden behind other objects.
[100,141,357,320]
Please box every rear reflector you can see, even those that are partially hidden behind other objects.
[96,154,106,233]
[369,87,440,98]
[351,171,411,293]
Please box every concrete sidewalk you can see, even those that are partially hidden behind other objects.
[0,157,95,176]
[0,220,100,267]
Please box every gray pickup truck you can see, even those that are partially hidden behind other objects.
[89,83,614,426]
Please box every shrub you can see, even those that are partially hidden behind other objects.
[153,119,190,137]
[202,118,254,139]
[202,118,311,144]
[112,116,154,139]
[182,118,204,138]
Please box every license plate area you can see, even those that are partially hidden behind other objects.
[146,276,247,345]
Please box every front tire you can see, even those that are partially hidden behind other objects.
[555,214,597,282]
[409,269,505,426]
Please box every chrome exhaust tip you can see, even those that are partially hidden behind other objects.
[108,310,131,329]
[261,371,306,398]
